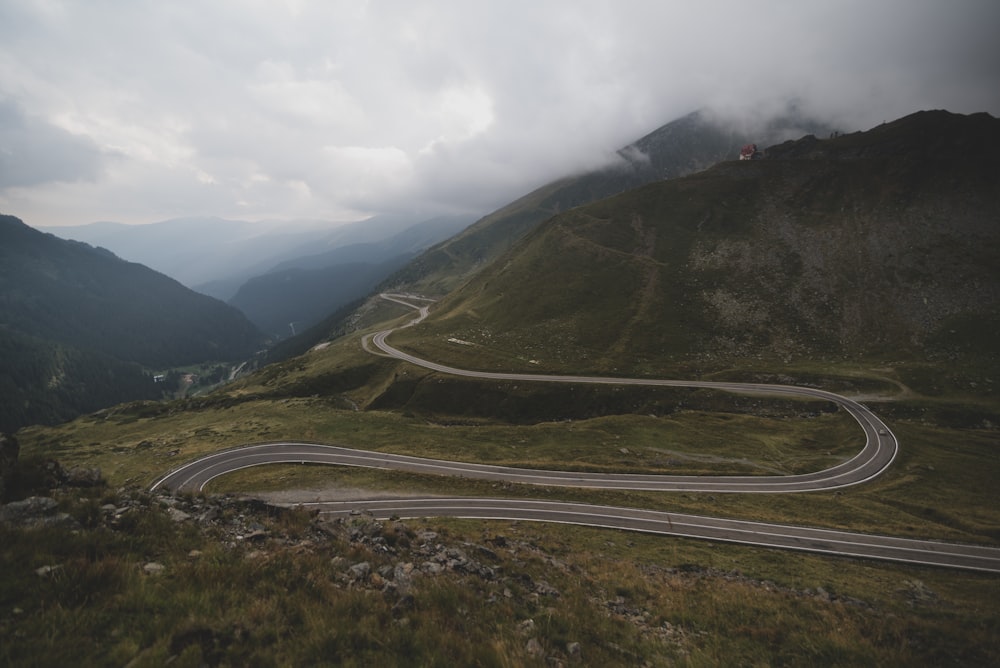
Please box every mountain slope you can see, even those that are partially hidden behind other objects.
[1,215,264,367]
[229,255,411,337]
[228,215,471,335]
[381,108,835,296]
[0,214,267,430]
[0,326,162,433]
[399,111,1000,379]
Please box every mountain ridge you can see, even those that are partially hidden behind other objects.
[395,110,1000,381]
[379,108,838,296]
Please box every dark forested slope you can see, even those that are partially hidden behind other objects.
[0,214,266,430]
[0,215,264,367]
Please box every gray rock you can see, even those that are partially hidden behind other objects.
[534,580,560,597]
[197,507,220,523]
[166,507,191,522]
[422,561,444,575]
[393,563,415,592]
[0,496,58,524]
[567,641,581,656]
[349,562,371,581]
[35,513,81,530]
[143,562,165,575]
[244,528,268,541]
[902,579,938,604]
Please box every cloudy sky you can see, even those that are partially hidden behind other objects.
[2,1,998,228]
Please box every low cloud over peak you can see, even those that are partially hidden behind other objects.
[1,1,997,227]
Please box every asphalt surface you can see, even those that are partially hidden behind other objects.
[150,294,1000,573]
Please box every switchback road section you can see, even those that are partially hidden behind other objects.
[151,294,1000,573]
[369,294,897,494]
[150,441,1000,573]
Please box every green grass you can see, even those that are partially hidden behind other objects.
[18,375,861,483]
[3,487,998,667]
[9,298,1000,665]
[16,322,1000,547]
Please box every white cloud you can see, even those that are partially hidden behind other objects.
[0,98,104,188]
[0,0,997,227]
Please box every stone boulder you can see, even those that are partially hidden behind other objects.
[0,495,80,529]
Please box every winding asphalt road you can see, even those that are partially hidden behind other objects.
[151,294,1000,573]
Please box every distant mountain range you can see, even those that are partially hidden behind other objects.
[0,215,265,431]
[258,107,839,355]
[40,216,336,294]
[37,108,834,347]
[41,213,474,337]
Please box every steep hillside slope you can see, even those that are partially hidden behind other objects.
[1,215,264,367]
[381,109,834,296]
[0,214,266,430]
[0,327,161,433]
[229,256,410,337]
[401,111,1000,379]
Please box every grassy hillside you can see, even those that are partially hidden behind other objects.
[4,479,998,666]
[9,318,1000,665]
[395,111,1000,384]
